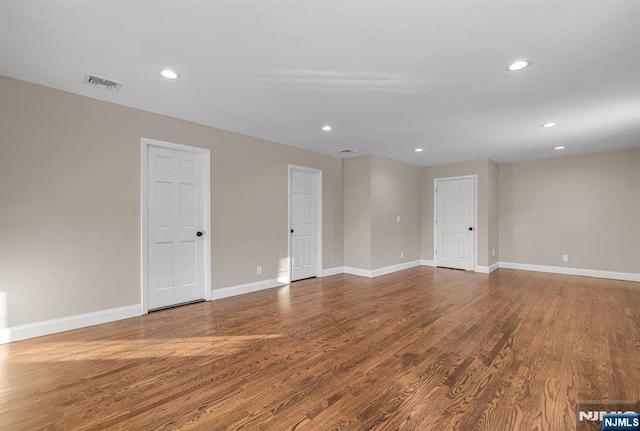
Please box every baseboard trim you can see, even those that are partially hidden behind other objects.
[343,266,373,278]
[0,304,141,344]
[321,267,344,277]
[420,259,435,267]
[212,278,284,300]
[499,262,640,282]
[476,262,500,274]
[372,260,422,277]
[343,261,422,278]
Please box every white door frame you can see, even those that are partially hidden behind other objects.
[433,175,478,271]
[140,138,211,313]
[285,165,322,283]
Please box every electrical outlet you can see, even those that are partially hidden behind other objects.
[562,255,568,262]
[400,251,404,259]
[396,215,401,222]
[492,250,495,257]
[256,265,262,275]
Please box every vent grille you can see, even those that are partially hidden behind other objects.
[338,149,357,154]
[83,73,123,92]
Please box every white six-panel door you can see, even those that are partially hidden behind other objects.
[148,146,205,309]
[290,169,318,281]
[435,177,476,270]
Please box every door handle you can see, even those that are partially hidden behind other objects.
[290,229,294,234]
[468,227,473,231]
[196,231,204,237]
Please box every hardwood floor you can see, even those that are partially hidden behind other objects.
[1,267,639,430]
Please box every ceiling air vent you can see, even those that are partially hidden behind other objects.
[338,149,357,154]
[83,73,123,92]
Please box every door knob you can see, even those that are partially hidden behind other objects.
[196,231,204,237]
[290,229,294,234]
[468,227,473,231]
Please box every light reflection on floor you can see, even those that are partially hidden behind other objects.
[277,285,291,314]
[5,334,283,362]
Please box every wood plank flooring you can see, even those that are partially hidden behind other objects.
[1,267,639,430]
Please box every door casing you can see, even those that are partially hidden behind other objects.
[285,165,322,283]
[141,138,211,313]
[433,174,478,271]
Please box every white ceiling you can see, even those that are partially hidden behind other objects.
[1,0,639,166]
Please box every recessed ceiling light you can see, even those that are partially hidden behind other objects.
[322,125,332,131]
[160,69,180,80]
[554,146,565,150]
[541,122,557,128]
[506,60,531,71]
[414,148,424,152]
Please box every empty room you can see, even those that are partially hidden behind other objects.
[1,1,639,430]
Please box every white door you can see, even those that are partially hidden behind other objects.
[435,177,475,270]
[290,169,318,281]
[148,146,205,309]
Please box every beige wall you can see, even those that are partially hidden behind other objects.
[421,159,498,267]
[0,76,343,327]
[343,156,372,269]
[371,156,421,269]
[343,155,421,271]
[499,148,640,273]
[488,160,500,266]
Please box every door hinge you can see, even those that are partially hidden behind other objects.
[435,250,437,255]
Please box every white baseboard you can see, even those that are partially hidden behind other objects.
[343,266,373,278]
[0,304,141,344]
[344,261,422,278]
[476,262,500,274]
[316,260,637,282]
[499,262,640,282]
[212,278,284,300]
[372,260,422,277]
[321,267,344,277]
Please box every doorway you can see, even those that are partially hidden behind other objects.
[288,165,322,282]
[434,175,477,271]
[141,138,211,312]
